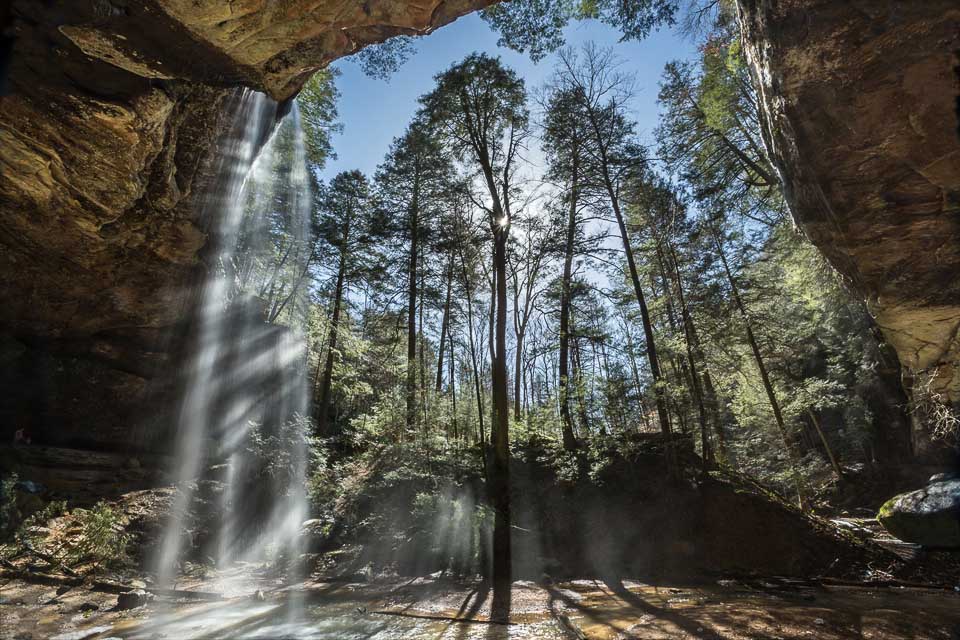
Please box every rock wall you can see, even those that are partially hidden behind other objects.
[0,0,492,449]
[735,1,960,417]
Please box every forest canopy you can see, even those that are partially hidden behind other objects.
[279,2,920,515]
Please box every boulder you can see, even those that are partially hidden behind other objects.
[877,479,960,548]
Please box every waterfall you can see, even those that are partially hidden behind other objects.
[154,89,312,593]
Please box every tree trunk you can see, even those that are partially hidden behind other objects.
[458,239,486,452]
[609,187,671,439]
[449,329,458,441]
[317,250,346,435]
[572,334,590,435]
[513,328,525,422]
[702,371,728,464]
[490,224,512,611]
[418,268,427,429]
[808,408,844,478]
[669,244,712,470]
[557,142,580,449]
[622,319,653,431]
[436,254,454,392]
[405,175,420,434]
[586,96,672,459]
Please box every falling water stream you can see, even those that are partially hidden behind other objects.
[155,89,311,601]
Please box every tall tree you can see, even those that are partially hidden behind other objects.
[315,171,373,435]
[711,225,806,507]
[420,53,528,613]
[509,214,553,421]
[375,119,453,434]
[555,45,673,442]
[657,19,784,226]
[298,69,343,170]
[542,84,591,450]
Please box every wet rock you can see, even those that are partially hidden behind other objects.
[116,589,149,610]
[49,627,113,640]
[299,518,331,552]
[930,471,959,483]
[878,479,960,548]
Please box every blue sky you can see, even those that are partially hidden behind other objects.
[319,12,699,181]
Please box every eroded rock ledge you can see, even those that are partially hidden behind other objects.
[735,1,960,410]
[0,0,493,448]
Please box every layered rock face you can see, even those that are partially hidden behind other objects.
[735,1,960,415]
[0,0,491,449]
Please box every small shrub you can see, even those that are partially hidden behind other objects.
[65,502,131,569]
[912,372,959,446]
[0,499,67,563]
[0,472,18,538]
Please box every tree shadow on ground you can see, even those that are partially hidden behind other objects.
[599,576,726,639]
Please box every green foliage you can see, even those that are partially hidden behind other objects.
[481,0,678,62]
[419,52,529,168]
[65,503,131,568]
[657,17,784,225]
[1,499,131,572]
[352,36,417,81]
[0,473,18,538]
[0,498,67,557]
[247,414,324,494]
[297,69,342,169]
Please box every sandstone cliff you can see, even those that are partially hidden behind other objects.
[0,1,492,448]
[736,0,960,419]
